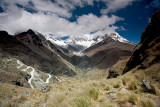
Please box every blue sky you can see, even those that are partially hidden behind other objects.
[114,0,159,43]
[0,0,159,44]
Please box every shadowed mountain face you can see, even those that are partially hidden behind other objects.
[0,30,76,76]
[0,31,31,87]
[82,36,135,69]
[123,9,160,74]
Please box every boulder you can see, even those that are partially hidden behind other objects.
[142,80,154,93]
[107,68,120,79]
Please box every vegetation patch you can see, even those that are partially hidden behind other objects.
[128,94,138,105]
[74,96,90,107]
[85,86,99,100]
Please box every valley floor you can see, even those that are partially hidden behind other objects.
[0,66,160,107]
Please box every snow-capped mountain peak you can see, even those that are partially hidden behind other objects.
[66,36,96,48]
[109,33,129,43]
[39,31,133,56]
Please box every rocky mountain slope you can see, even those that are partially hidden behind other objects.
[82,33,135,69]
[0,30,76,88]
[15,29,75,75]
[123,9,160,74]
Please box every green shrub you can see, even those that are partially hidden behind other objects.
[75,96,90,107]
[147,100,155,107]
[122,77,131,86]
[128,81,137,90]
[135,87,143,94]
[113,84,120,88]
[86,87,99,100]
[104,86,110,91]
[56,94,66,104]
[101,105,112,107]
[140,99,155,107]
[122,79,127,86]
[152,85,160,95]
[128,94,138,105]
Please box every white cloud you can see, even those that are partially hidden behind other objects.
[119,26,127,31]
[77,14,123,34]
[0,0,133,38]
[100,0,136,14]
[0,0,71,18]
[54,0,94,10]
[0,10,123,37]
[32,0,71,17]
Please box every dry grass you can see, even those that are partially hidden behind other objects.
[128,94,138,105]
[104,85,111,91]
[111,58,130,73]
[1,61,160,107]
[0,83,29,100]
[74,96,90,107]
[85,86,99,100]
[140,98,156,107]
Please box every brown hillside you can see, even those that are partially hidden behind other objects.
[123,9,160,74]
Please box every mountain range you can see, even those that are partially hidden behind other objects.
[0,28,135,88]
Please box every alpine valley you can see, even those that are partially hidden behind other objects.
[0,8,160,107]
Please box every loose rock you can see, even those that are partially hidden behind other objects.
[109,89,117,94]
[142,80,154,93]
[38,85,51,93]
[121,88,127,92]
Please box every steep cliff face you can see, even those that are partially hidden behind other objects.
[123,9,160,74]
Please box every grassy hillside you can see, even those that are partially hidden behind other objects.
[1,67,159,107]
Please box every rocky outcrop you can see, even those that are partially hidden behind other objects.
[107,68,120,79]
[141,80,155,94]
[107,58,130,78]
[123,9,160,73]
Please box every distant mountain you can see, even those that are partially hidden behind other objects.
[44,32,133,56]
[44,35,103,56]
[55,32,135,69]
[82,34,135,69]
[84,33,134,55]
